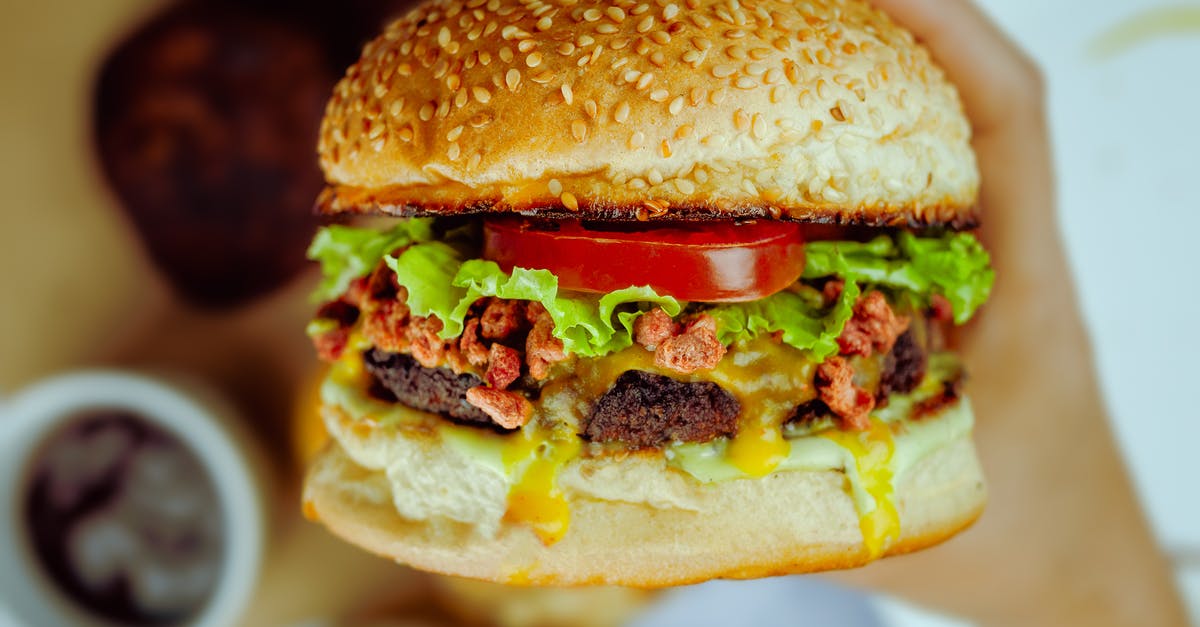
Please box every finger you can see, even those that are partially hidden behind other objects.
[868,0,1044,134]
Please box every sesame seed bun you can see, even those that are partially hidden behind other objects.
[302,401,986,586]
[316,0,979,226]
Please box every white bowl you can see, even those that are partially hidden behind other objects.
[0,371,269,627]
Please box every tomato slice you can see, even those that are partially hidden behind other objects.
[482,219,805,302]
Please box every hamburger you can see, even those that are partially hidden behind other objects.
[301,0,994,586]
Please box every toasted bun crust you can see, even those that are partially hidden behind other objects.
[317,0,979,226]
[303,403,985,586]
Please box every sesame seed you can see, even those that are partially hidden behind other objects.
[629,131,645,149]
[830,105,846,122]
[663,3,679,20]
[712,64,737,78]
[571,119,587,142]
[499,47,514,63]
[531,70,554,83]
[548,179,563,195]
[734,76,757,89]
[692,37,712,50]
[636,73,655,90]
[632,3,650,15]
[437,100,450,117]
[560,192,579,211]
[668,96,684,114]
[623,69,641,83]
[675,178,696,194]
[446,73,462,91]
[419,103,435,121]
[505,68,521,90]
[578,34,595,46]
[536,15,552,30]
[635,39,651,55]
[473,86,492,103]
[734,109,750,131]
[448,142,461,160]
[751,113,766,139]
[561,83,574,104]
[605,6,626,22]
[526,52,543,67]
[437,26,451,47]
[398,126,414,142]
[557,42,576,55]
[682,50,702,64]
[468,151,482,169]
[637,15,654,32]
[650,31,671,45]
[660,140,672,158]
[518,39,536,53]
[745,62,768,75]
[614,101,631,123]
[611,37,631,50]
[649,51,666,67]
[596,23,618,33]
[584,99,598,119]
[765,68,783,84]
[447,125,464,141]
[649,88,668,101]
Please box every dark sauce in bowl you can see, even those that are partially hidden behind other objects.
[23,411,224,626]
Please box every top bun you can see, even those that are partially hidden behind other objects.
[317,0,979,226]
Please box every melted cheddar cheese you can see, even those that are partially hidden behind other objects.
[821,419,900,558]
[319,340,972,556]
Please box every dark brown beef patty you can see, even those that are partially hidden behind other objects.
[363,349,500,428]
[584,370,741,447]
[878,328,927,399]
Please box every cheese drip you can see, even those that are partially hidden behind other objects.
[822,419,900,558]
[502,424,581,545]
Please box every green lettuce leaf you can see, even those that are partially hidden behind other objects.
[384,244,682,357]
[306,219,435,302]
[803,232,994,324]
[318,219,993,360]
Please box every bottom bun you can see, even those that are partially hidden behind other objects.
[303,402,985,587]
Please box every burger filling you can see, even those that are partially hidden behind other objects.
[308,217,989,440]
[306,217,992,550]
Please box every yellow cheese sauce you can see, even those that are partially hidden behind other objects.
[319,342,972,555]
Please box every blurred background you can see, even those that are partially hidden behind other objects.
[0,0,1196,625]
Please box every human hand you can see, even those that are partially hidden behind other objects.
[833,1,1188,624]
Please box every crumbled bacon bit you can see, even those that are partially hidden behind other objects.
[822,278,844,305]
[363,299,411,353]
[525,302,566,379]
[486,343,522,389]
[816,356,874,430]
[406,316,449,368]
[654,314,726,374]
[480,298,525,339]
[465,386,533,429]
[460,318,490,367]
[313,329,350,362]
[837,291,910,357]
[929,293,953,323]
[311,299,359,361]
[633,307,678,350]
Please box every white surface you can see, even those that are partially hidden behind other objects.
[969,1,1200,623]
[975,0,1200,559]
